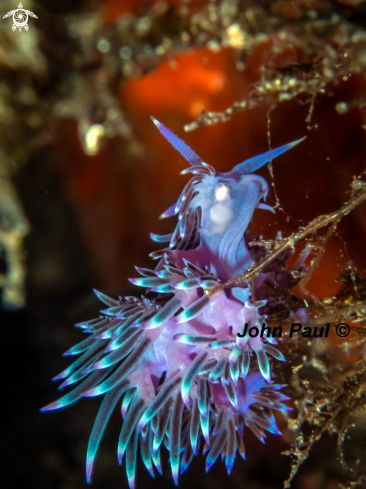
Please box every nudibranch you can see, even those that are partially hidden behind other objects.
[42,118,305,488]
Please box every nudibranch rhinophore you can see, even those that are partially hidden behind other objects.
[42,118,306,488]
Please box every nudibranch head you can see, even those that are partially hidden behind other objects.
[42,118,304,488]
[151,116,305,280]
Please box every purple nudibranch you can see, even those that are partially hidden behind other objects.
[42,118,305,487]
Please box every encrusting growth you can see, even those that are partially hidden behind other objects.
[42,118,306,487]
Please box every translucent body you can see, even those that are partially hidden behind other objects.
[42,118,304,487]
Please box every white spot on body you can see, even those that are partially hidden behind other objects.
[209,183,233,234]
[215,182,230,202]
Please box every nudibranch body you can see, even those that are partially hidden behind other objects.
[42,118,305,488]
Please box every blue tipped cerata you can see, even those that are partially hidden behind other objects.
[42,118,304,488]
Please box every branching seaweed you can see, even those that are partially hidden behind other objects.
[204,173,366,484]
[207,176,366,298]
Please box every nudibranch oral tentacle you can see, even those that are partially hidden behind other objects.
[42,118,305,488]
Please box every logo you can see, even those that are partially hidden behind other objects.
[2,3,38,31]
